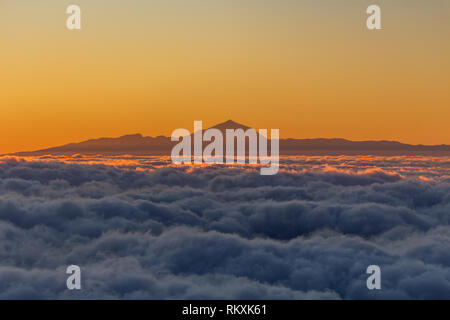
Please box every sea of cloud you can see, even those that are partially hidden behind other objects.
[0,155,449,299]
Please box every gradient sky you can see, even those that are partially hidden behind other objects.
[1,0,449,153]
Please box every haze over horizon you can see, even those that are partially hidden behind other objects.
[4,119,450,155]
[5,120,450,158]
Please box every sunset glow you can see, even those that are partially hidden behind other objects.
[1,0,450,154]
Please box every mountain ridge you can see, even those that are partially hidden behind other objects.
[9,120,450,156]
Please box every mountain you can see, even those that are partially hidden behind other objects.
[13,134,173,156]
[10,120,450,156]
[210,119,251,132]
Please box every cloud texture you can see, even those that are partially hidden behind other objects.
[0,156,450,299]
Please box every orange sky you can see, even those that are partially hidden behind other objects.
[1,0,449,154]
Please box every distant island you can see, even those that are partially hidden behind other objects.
[10,120,450,156]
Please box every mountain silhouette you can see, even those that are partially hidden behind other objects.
[11,120,450,156]
[211,120,250,132]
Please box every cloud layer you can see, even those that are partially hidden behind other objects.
[0,156,450,299]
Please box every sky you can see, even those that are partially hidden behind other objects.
[1,0,449,154]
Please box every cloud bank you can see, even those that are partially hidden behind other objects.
[0,157,450,299]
